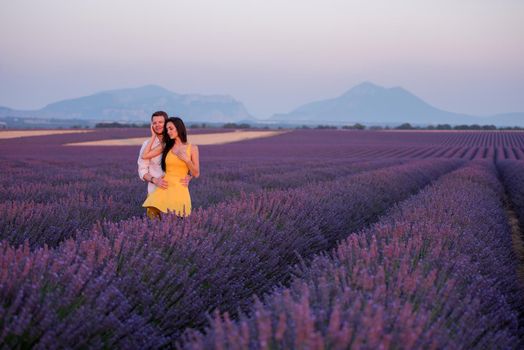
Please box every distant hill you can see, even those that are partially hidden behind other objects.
[2,83,522,127]
[271,82,524,127]
[488,112,524,127]
[0,85,253,123]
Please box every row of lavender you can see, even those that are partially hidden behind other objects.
[0,160,460,348]
[181,161,523,349]
[4,130,524,164]
[352,145,524,161]
[201,130,524,160]
[0,158,401,248]
[434,131,524,147]
[498,160,524,234]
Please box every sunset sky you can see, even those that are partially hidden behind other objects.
[1,0,523,118]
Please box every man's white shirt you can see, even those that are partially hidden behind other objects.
[138,136,164,194]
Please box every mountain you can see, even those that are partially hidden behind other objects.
[271,82,524,127]
[488,113,524,127]
[2,83,522,127]
[0,85,253,123]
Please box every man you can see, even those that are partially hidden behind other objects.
[138,111,191,218]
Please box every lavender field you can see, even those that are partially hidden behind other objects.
[1,129,524,349]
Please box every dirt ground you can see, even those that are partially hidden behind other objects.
[0,130,93,139]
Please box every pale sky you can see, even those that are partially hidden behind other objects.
[0,0,523,118]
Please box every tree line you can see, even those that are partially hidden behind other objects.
[94,121,524,131]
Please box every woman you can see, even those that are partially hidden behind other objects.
[142,117,200,218]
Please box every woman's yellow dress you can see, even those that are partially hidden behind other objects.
[143,145,192,217]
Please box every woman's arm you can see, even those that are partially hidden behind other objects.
[141,140,163,159]
[176,145,200,178]
[141,126,164,159]
[188,145,200,178]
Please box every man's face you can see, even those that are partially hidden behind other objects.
[151,116,165,136]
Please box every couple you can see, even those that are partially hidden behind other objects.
[138,111,200,219]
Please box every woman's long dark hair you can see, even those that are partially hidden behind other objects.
[161,117,188,171]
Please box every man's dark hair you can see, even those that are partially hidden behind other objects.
[151,111,168,121]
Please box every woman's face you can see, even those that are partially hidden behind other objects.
[166,122,178,140]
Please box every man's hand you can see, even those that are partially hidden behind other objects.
[180,175,192,187]
[153,177,168,189]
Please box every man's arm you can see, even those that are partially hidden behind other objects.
[138,140,168,189]
[138,140,150,182]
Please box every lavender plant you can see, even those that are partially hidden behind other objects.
[2,128,523,348]
[0,158,401,248]
[181,161,522,349]
[497,160,524,230]
[0,160,460,347]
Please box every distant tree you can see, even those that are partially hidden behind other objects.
[342,123,366,130]
[315,124,337,129]
[369,125,383,130]
[395,123,414,130]
[95,122,144,128]
[223,122,250,129]
[481,124,496,130]
[436,124,452,130]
